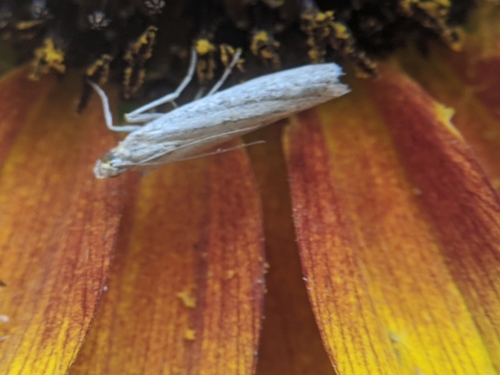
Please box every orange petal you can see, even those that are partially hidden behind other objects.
[245,125,335,375]
[0,68,126,373]
[70,142,265,375]
[283,66,499,374]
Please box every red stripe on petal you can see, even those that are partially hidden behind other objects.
[404,41,500,197]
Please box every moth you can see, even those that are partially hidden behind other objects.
[91,49,350,178]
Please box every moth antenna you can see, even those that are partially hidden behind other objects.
[123,140,265,167]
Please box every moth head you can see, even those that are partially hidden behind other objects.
[93,151,126,179]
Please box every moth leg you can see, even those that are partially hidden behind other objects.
[193,87,206,101]
[125,48,198,123]
[192,47,241,100]
[89,81,143,132]
[121,113,165,123]
[206,48,242,96]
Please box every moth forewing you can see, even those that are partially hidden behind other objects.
[94,63,350,178]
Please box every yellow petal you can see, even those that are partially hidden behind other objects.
[70,141,265,375]
[0,68,126,374]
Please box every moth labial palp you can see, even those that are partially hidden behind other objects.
[90,48,351,179]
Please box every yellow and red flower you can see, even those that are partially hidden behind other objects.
[0,4,499,375]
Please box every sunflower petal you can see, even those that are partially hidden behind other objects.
[70,142,265,375]
[283,65,499,374]
[0,68,126,373]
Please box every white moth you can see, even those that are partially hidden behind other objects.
[90,50,350,178]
